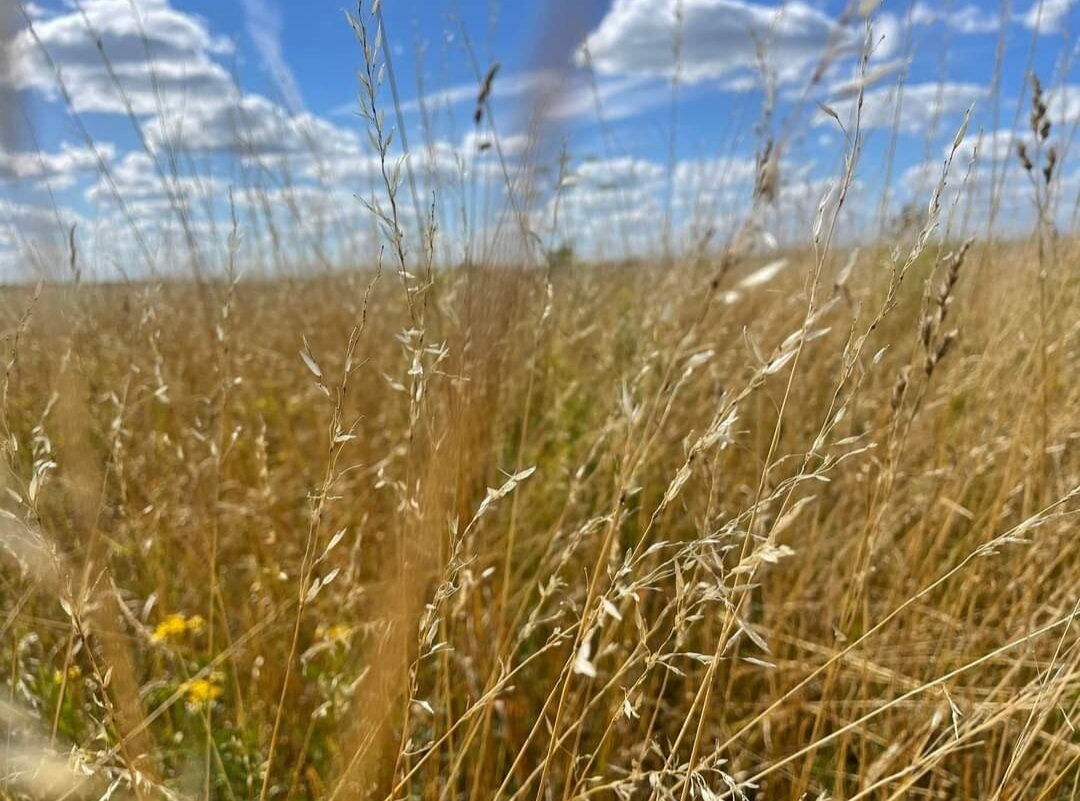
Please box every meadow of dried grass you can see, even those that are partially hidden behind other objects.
[1,2,1078,801]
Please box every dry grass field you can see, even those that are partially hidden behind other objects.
[0,2,1078,800]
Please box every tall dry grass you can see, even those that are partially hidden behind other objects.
[1,2,1078,801]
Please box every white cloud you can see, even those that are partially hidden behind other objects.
[239,0,305,112]
[543,153,768,257]
[533,155,665,256]
[21,3,49,21]
[1018,0,1076,32]
[953,127,1024,164]
[76,150,377,276]
[340,135,522,191]
[548,183,661,256]
[671,156,761,229]
[912,3,1000,34]
[820,82,986,134]
[1046,84,1080,125]
[574,153,665,186]
[461,130,530,158]
[145,94,358,159]
[84,151,221,209]
[899,155,1079,236]
[581,0,865,85]
[826,58,908,101]
[543,150,864,256]
[377,68,673,126]
[383,70,557,117]
[0,197,85,279]
[673,156,757,190]
[7,0,236,115]
[0,197,81,232]
[940,87,1079,164]
[230,184,372,253]
[0,142,111,189]
[911,0,1074,35]
[942,86,1080,171]
[559,74,678,122]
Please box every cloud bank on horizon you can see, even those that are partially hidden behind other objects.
[0,0,1076,278]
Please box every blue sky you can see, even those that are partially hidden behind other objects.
[0,0,1077,278]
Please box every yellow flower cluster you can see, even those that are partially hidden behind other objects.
[315,623,352,642]
[151,613,205,643]
[52,664,81,684]
[185,676,223,711]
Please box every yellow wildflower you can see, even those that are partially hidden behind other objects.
[185,677,223,711]
[315,623,352,642]
[52,665,81,684]
[151,612,205,643]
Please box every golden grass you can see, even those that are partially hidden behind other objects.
[0,235,1077,800]
[1,4,1079,800]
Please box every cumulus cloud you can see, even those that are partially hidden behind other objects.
[528,155,664,256]
[573,156,665,189]
[819,82,985,134]
[1018,0,1076,32]
[374,67,674,127]
[899,154,1079,236]
[460,130,530,158]
[0,197,85,278]
[381,70,557,117]
[541,150,863,256]
[952,128,1023,164]
[6,0,235,115]
[911,3,1000,34]
[0,142,111,189]
[673,156,758,197]
[145,93,358,159]
[318,131,529,198]
[943,85,1080,167]
[826,59,908,101]
[1045,84,1080,124]
[561,74,680,122]
[580,0,869,85]
[0,197,81,232]
[911,0,1075,34]
[84,151,224,214]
